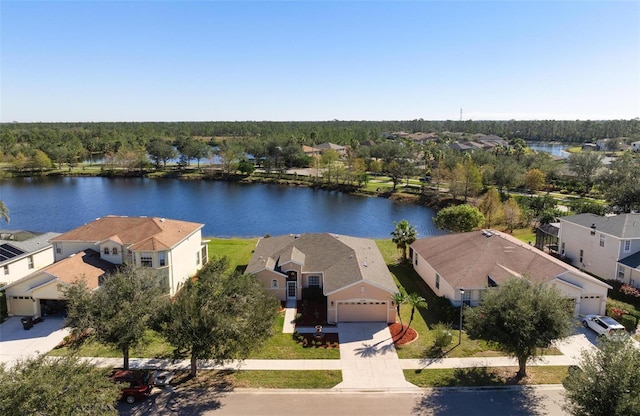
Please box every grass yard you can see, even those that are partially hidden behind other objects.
[511,228,536,245]
[172,369,341,389]
[206,238,258,273]
[404,366,569,387]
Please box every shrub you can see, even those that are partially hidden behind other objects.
[432,296,458,324]
[620,314,637,332]
[302,287,324,301]
[432,322,453,350]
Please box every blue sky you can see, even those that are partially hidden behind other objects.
[1,1,638,122]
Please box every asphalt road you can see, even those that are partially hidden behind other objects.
[118,386,568,416]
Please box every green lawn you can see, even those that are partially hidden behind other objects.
[206,238,258,273]
[234,370,342,388]
[404,366,569,387]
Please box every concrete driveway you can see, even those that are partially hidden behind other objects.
[0,316,69,366]
[334,322,419,391]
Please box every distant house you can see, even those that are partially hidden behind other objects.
[3,250,115,317]
[410,230,611,315]
[314,142,347,156]
[632,141,640,152]
[0,230,60,286]
[558,213,640,287]
[246,233,397,323]
[581,143,597,151]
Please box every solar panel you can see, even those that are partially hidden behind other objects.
[0,243,25,261]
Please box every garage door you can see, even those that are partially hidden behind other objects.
[579,295,602,315]
[11,297,35,316]
[337,301,387,322]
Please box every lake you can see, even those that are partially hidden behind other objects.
[0,177,444,239]
[526,142,569,158]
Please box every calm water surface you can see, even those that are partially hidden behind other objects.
[0,177,444,238]
[526,142,569,158]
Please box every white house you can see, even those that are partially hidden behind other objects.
[0,230,60,286]
[410,230,611,316]
[632,141,640,152]
[2,216,208,316]
[558,213,640,287]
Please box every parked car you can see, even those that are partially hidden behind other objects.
[109,369,156,404]
[582,315,626,338]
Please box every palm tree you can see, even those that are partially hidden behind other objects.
[390,220,417,261]
[391,292,407,327]
[406,292,427,329]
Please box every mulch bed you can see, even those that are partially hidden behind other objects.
[388,323,418,346]
[296,299,330,326]
[293,332,339,348]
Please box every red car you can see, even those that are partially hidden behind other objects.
[110,369,156,404]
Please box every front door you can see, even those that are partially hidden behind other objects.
[287,281,297,299]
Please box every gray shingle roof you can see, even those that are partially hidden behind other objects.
[246,233,396,295]
[560,213,640,239]
[410,230,608,290]
[619,251,640,270]
[0,231,61,265]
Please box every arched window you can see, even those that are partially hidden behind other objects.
[112,247,118,255]
[103,247,110,255]
[271,280,279,288]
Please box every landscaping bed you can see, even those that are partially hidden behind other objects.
[389,323,418,346]
[293,332,339,349]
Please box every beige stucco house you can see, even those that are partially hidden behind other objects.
[410,230,611,316]
[558,213,640,287]
[246,233,397,323]
[0,230,60,286]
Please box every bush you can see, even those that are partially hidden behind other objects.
[620,314,637,332]
[302,287,324,301]
[432,322,453,350]
[432,296,458,324]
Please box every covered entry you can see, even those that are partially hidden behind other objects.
[337,301,388,322]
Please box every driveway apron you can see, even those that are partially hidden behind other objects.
[0,316,69,366]
[334,322,418,391]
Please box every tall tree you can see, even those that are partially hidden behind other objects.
[478,187,502,228]
[503,197,522,232]
[598,152,640,212]
[0,354,120,415]
[434,204,485,232]
[390,219,417,260]
[0,201,8,223]
[464,277,572,377]
[147,138,176,169]
[64,266,167,369]
[567,151,604,195]
[160,258,279,377]
[563,336,640,416]
[524,168,546,194]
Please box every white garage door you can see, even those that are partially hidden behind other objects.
[579,295,602,315]
[337,301,387,322]
[11,297,35,316]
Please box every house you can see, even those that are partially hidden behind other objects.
[410,230,611,315]
[3,249,116,317]
[0,230,60,285]
[558,213,640,287]
[246,233,397,323]
[632,141,640,152]
[50,215,208,296]
[314,142,347,157]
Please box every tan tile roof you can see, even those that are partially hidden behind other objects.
[247,233,396,295]
[51,216,203,250]
[41,249,115,290]
[410,230,598,289]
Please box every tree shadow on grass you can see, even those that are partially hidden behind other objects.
[388,263,446,327]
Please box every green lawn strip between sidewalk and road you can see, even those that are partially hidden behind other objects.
[404,366,569,387]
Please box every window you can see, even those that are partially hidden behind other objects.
[624,240,631,252]
[3,265,8,275]
[104,247,110,255]
[463,290,471,306]
[140,254,152,267]
[599,234,605,247]
[308,275,320,287]
[201,246,207,264]
[271,280,279,288]
[414,255,418,266]
[435,274,440,289]
[112,247,118,255]
[561,242,565,255]
[28,256,34,269]
[579,249,584,264]
[55,243,61,254]
[617,265,625,281]
[196,251,200,265]
[159,252,166,267]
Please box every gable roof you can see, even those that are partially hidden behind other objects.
[246,233,396,294]
[619,251,640,270]
[410,230,608,290]
[51,216,203,250]
[3,249,116,292]
[559,213,640,239]
[0,231,60,265]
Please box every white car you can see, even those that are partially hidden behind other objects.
[582,315,626,337]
